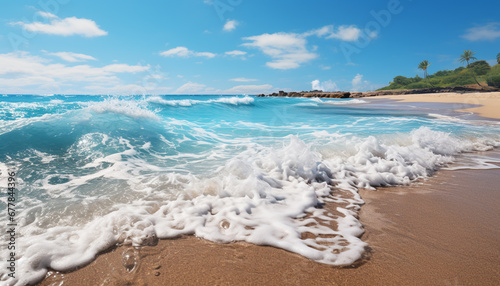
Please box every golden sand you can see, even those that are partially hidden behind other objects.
[376,92,500,120]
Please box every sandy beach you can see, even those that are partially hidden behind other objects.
[36,93,500,286]
[376,92,500,120]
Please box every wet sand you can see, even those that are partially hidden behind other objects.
[376,92,500,120]
[39,166,500,285]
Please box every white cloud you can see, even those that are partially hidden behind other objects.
[243,32,317,69]
[225,50,247,56]
[160,46,216,58]
[195,52,217,58]
[304,26,333,37]
[101,64,149,73]
[230,77,258,82]
[311,79,338,92]
[224,84,274,94]
[223,20,238,32]
[305,25,370,42]
[0,51,149,94]
[242,24,372,70]
[11,11,107,37]
[37,11,58,19]
[161,46,190,57]
[49,51,96,62]
[461,23,500,41]
[351,74,365,91]
[326,25,362,41]
[175,82,207,93]
[350,74,381,92]
[320,65,331,70]
[0,76,55,87]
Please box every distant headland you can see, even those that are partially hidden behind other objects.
[257,86,496,99]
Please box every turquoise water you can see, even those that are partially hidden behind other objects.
[1,94,499,285]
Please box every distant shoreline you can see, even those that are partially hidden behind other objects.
[257,86,499,99]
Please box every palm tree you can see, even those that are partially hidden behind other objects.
[497,53,500,64]
[459,50,482,88]
[418,60,431,78]
[459,50,477,67]
[418,60,433,87]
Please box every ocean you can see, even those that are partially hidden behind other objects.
[1,94,499,285]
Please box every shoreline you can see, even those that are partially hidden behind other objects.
[39,166,500,286]
[258,90,500,120]
[257,86,499,99]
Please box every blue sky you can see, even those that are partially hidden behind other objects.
[0,0,499,95]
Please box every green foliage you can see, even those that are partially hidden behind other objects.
[393,76,412,85]
[440,72,476,86]
[406,82,430,89]
[433,70,454,77]
[487,74,500,87]
[486,64,500,87]
[377,65,481,90]
[489,64,500,75]
[376,52,497,91]
[469,60,491,76]
[428,78,441,85]
[497,53,500,64]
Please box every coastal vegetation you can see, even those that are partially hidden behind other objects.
[379,51,500,90]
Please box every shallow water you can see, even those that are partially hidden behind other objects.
[0,94,499,285]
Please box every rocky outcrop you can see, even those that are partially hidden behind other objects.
[257,86,493,99]
[257,91,351,98]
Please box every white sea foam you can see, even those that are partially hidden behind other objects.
[212,96,254,105]
[146,95,254,107]
[2,125,499,285]
[429,113,500,126]
[443,156,500,170]
[324,99,367,105]
[88,98,158,119]
[147,96,196,106]
[300,98,367,107]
